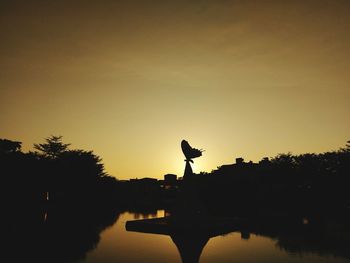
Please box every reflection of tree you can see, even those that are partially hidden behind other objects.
[237,216,350,260]
[275,225,350,258]
[4,205,122,262]
[43,207,121,262]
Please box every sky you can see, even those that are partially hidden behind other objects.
[1,0,349,180]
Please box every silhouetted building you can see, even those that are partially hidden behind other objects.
[164,174,177,190]
[164,174,177,184]
[241,231,251,240]
[213,157,258,176]
[128,178,161,195]
[259,157,271,165]
[236,157,244,165]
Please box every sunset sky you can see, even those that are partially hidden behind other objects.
[1,1,349,180]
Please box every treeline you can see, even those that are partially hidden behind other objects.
[0,136,120,209]
[194,141,350,217]
[2,136,350,216]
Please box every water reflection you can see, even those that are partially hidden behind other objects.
[3,205,121,262]
[132,210,159,220]
[242,216,350,260]
[125,211,237,263]
[3,207,350,263]
[171,233,209,263]
[125,212,350,263]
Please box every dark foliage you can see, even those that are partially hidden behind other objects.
[0,136,118,208]
[34,135,71,159]
[194,141,350,217]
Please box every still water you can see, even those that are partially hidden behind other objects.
[81,210,350,263]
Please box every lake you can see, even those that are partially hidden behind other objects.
[4,207,350,263]
[80,210,350,263]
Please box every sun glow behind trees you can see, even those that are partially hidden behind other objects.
[1,1,350,179]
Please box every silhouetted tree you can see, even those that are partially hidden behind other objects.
[270,152,296,170]
[339,140,350,153]
[34,135,70,159]
[0,138,22,153]
[32,136,110,202]
[57,149,106,183]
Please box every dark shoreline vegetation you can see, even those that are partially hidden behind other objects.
[1,136,350,262]
[1,136,350,214]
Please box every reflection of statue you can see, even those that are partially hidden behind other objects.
[126,217,235,263]
[181,140,203,179]
[171,233,209,263]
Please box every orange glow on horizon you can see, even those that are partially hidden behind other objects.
[1,1,349,180]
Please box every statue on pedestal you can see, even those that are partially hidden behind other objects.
[126,140,236,263]
[181,140,203,179]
